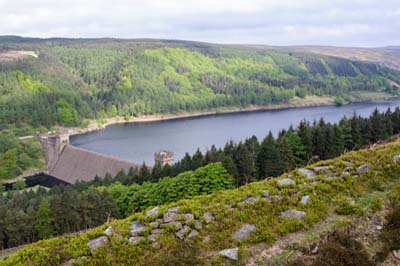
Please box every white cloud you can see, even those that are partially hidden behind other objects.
[0,0,399,46]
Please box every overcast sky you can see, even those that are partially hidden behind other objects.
[0,0,399,47]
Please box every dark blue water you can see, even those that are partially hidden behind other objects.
[71,101,400,165]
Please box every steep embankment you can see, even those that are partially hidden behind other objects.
[3,138,400,265]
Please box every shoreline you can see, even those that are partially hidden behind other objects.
[67,99,335,137]
[66,95,400,138]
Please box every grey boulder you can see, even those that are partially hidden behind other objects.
[277,178,295,186]
[356,164,371,174]
[87,236,108,254]
[234,224,256,240]
[130,221,147,236]
[219,248,238,260]
[281,209,306,221]
[298,168,316,179]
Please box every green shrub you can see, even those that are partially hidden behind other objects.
[335,197,362,215]
[370,195,383,212]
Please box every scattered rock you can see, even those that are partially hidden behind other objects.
[313,166,330,173]
[341,170,350,177]
[239,197,259,206]
[168,206,180,213]
[187,229,199,239]
[225,204,235,211]
[262,190,270,197]
[128,236,145,245]
[281,209,306,221]
[145,206,159,217]
[163,212,178,223]
[165,221,183,230]
[87,236,108,253]
[194,220,203,230]
[298,168,316,179]
[61,257,88,266]
[203,212,214,224]
[104,226,113,236]
[356,164,371,174]
[376,225,383,230]
[311,245,319,254]
[300,195,310,205]
[277,178,295,187]
[342,161,353,167]
[270,195,283,203]
[151,229,164,235]
[176,225,191,240]
[219,248,238,260]
[150,221,160,228]
[393,250,400,260]
[130,221,147,236]
[233,224,256,241]
[182,213,194,223]
[393,155,400,163]
[148,234,157,242]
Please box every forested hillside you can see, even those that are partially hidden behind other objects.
[1,37,400,131]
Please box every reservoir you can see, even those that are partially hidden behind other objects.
[71,100,400,165]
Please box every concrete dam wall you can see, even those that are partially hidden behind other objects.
[40,131,139,184]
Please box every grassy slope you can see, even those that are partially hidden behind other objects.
[3,137,400,265]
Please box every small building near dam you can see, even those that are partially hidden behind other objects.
[40,130,139,184]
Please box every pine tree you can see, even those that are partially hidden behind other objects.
[34,199,54,240]
[235,143,256,185]
[277,134,295,172]
[138,163,151,183]
[257,132,283,179]
[151,162,163,182]
[298,120,313,160]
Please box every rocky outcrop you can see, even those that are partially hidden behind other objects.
[87,236,108,254]
[146,206,159,217]
[234,224,256,240]
[300,195,310,205]
[239,197,259,206]
[104,226,113,236]
[262,190,270,197]
[129,236,145,245]
[203,212,214,224]
[356,164,371,174]
[393,250,400,260]
[281,209,306,221]
[393,155,400,163]
[61,257,88,266]
[277,178,295,187]
[219,248,238,260]
[130,221,147,236]
[298,168,316,179]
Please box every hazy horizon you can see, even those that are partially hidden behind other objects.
[1,0,399,47]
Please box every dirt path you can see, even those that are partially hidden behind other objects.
[245,215,343,266]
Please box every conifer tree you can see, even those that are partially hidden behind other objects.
[34,199,54,240]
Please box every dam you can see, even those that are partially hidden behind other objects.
[39,130,140,184]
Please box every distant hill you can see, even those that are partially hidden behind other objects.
[382,46,400,50]
[0,37,400,131]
